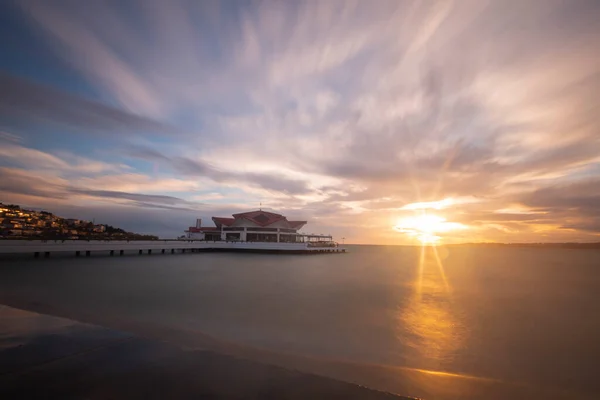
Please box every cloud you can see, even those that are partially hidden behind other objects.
[0,143,69,170]
[400,197,480,211]
[0,72,176,136]
[17,0,164,117]
[0,167,68,200]
[0,159,205,212]
[0,131,22,143]
[0,142,131,176]
[66,188,202,210]
[516,178,600,233]
[1,0,600,242]
[244,172,310,195]
[128,146,312,195]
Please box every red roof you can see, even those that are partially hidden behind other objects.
[212,217,235,227]
[192,211,307,231]
[231,210,286,227]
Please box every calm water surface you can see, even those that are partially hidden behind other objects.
[1,245,599,399]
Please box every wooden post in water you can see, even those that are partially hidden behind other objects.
[138,249,142,255]
[44,252,50,258]
[110,250,114,256]
[75,251,80,257]
[120,250,124,256]
[86,251,91,257]
[34,252,40,258]
[147,249,152,255]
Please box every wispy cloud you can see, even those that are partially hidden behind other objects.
[128,146,312,195]
[0,72,176,136]
[0,131,22,143]
[1,0,599,242]
[400,197,481,211]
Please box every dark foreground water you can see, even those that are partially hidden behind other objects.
[1,245,599,399]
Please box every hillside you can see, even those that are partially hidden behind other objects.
[0,203,158,240]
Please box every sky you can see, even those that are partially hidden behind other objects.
[0,0,599,244]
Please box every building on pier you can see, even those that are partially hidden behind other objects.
[185,210,331,244]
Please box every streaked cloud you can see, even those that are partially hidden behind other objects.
[400,197,480,211]
[0,73,177,137]
[0,131,22,143]
[0,0,599,243]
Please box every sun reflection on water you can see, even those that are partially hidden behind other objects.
[397,245,466,368]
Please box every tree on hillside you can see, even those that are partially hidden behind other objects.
[105,225,127,234]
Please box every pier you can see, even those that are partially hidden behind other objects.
[0,240,347,257]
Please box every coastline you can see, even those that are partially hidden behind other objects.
[0,305,407,399]
[0,295,583,400]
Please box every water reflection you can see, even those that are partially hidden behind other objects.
[398,245,466,368]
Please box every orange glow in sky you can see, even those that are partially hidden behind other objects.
[1,1,599,244]
[394,214,467,244]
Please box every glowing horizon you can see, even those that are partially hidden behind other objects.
[394,214,468,244]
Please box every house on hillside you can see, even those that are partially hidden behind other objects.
[93,225,106,233]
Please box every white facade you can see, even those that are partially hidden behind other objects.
[186,231,205,240]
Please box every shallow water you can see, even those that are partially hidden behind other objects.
[1,245,599,399]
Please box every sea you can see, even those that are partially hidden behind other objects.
[1,245,599,399]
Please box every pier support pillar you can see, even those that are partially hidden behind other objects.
[161,249,165,254]
[147,249,152,255]
[171,249,174,254]
[138,249,142,255]
[44,252,50,258]
[120,250,124,256]
[182,248,185,253]
[110,250,114,256]
[34,252,40,258]
[86,250,91,257]
[76,251,80,257]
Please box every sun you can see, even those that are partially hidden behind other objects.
[394,214,466,244]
